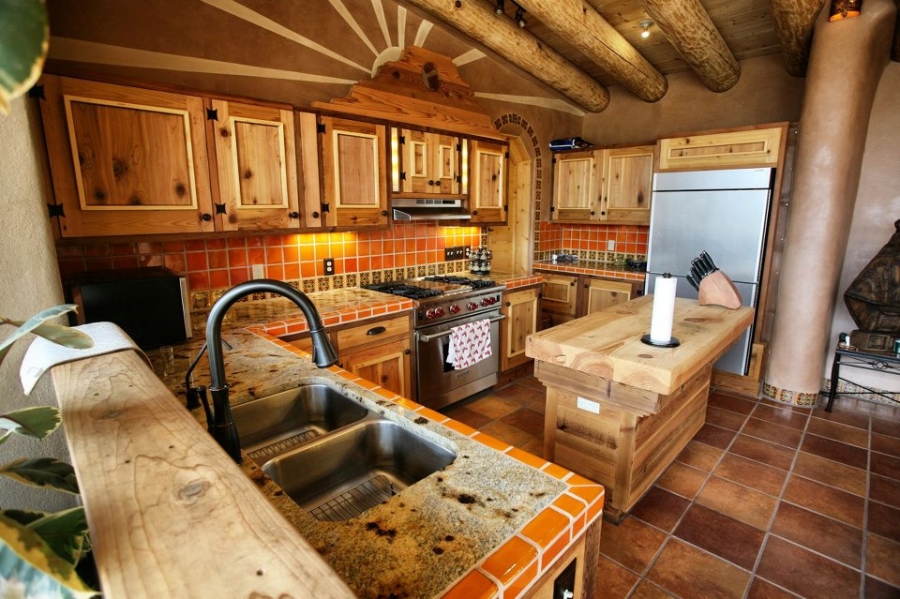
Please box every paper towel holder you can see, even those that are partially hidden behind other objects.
[640,333,680,348]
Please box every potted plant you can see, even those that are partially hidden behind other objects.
[0,305,97,598]
[0,0,48,115]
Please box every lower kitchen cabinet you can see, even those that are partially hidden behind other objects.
[525,536,586,599]
[540,273,579,327]
[540,272,642,327]
[335,315,413,399]
[500,285,540,372]
[582,277,635,315]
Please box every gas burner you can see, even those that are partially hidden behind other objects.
[363,282,444,299]
[423,275,497,289]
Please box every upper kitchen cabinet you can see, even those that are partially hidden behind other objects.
[318,116,389,228]
[38,75,215,237]
[393,128,461,196]
[551,145,654,225]
[207,99,301,231]
[469,139,508,224]
[658,126,784,171]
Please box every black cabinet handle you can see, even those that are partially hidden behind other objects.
[312,211,320,218]
[366,326,387,336]
[404,349,411,355]
[600,211,606,216]
[428,180,435,186]
[381,210,389,217]
[289,211,299,219]
[472,210,478,216]
[590,211,595,216]
[570,281,576,286]
[505,301,511,307]
[584,284,589,288]
[201,213,212,222]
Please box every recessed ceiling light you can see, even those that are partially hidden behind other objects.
[640,19,653,39]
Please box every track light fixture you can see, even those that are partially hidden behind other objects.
[640,19,653,38]
[494,0,504,15]
[515,5,526,27]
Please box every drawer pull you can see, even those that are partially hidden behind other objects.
[366,326,387,336]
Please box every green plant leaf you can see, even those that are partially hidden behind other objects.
[24,507,89,565]
[0,0,48,115]
[1,509,46,528]
[0,457,79,494]
[0,304,93,367]
[0,514,95,598]
[0,406,61,445]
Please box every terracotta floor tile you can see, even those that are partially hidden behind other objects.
[708,392,757,415]
[477,420,532,448]
[656,462,709,500]
[807,417,870,448]
[757,536,860,599]
[589,555,639,599]
[706,405,750,431]
[493,383,546,413]
[870,474,900,508]
[742,417,804,449]
[442,406,493,430]
[675,440,724,472]
[792,451,867,497]
[465,395,521,419]
[747,577,803,599]
[629,581,677,598]
[872,452,900,481]
[751,403,811,431]
[729,434,796,470]
[800,434,869,470]
[811,404,871,430]
[770,502,863,568]
[714,453,788,496]
[515,375,545,392]
[518,435,544,457]
[866,533,900,588]
[693,423,739,450]
[868,502,900,543]
[646,538,751,599]
[630,487,691,533]
[696,476,778,529]
[782,475,865,527]
[865,575,900,599]
[872,432,900,456]
[598,517,668,574]
[673,504,765,569]
[499,407,544,437]
[872,416,900,439]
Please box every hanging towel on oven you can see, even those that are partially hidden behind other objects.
[446,318,492,370]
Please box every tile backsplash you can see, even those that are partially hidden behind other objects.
[537,222,649,262]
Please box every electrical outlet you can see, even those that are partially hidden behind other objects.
[607,240,616,252]
[323,258,335,276]
[251,264,265,279]
[444,246,466,261]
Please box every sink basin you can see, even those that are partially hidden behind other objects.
[263,419,457,521]
[231,384,369,462]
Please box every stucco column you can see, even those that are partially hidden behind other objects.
[764,0,896,404]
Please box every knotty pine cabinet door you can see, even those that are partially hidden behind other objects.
[582,277,634,315]
[500,285,540,372]
[397,128,460,196]
[335,315,413,398]
[38,75,215,237]
[551,150,597,222]
[208,99,301,231]
[601,146,654,225]
[319,116,389,228]
[469,139,508,224]
[541,274,579,325]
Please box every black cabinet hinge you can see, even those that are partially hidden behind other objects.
[28,85,45,100]
[505,151,510,159]
[399,135,405,145]
[455,175,461,183]
[316,123,326,134]
[456,143,462,152]
[552,158,557,164]
[504,205,509,211]
[549,205,555,213]
[321,202,330,214]
[206,108,218,121]
[215,203,227,215]
[47,203,64,218]
[400,171,407,181]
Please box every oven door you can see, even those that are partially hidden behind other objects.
[415,311,503,411]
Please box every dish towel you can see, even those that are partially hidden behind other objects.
[446,318,492,370]
[20,321,150,395]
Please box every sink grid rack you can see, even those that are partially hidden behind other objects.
[308,475,396,522]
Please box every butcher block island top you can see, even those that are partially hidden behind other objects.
[526,296,753,520]
[48,284,604,599]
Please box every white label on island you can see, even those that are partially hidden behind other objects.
[576,396,601,414]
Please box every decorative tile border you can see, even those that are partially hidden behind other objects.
[822,377,900,406]
[761,381,820,406]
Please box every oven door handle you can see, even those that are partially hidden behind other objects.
[417,315,505,343]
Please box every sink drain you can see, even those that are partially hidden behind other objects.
[308,475,396,522]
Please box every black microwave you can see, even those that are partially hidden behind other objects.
[69,267,193,349]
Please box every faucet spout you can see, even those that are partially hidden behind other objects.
[205,279,339,463]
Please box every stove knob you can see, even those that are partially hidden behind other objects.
[467,302,478,311]
[481,298,489,307]
[426,308,436,319]
[434,307,446,317]
[487,296,497,305]
[448,304,460,314]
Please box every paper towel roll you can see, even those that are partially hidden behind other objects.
[650,275,677,343]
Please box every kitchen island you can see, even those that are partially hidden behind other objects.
[47,283,603,599]
[526,295,753,521]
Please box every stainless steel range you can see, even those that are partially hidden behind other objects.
[363,276,505,410]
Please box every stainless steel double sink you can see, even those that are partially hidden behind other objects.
[231,383,457,522]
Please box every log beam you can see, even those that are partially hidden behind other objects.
[640,0,740,92]
[767,0,827,76]
[401,0,610,112]
[513,0,668,102]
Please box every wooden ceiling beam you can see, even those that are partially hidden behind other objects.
[767,0,827,76]
[402,0,610,112]
[512,0,667,102]
[639,0,740,92]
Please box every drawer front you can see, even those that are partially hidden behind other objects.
[336,315,410,350]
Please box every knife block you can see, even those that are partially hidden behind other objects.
[698,270,743,309]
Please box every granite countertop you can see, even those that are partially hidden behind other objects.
[153,285,605,599]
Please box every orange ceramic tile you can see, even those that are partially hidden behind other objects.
[481,536,538,586]
[228,249,248,267]
[354,378,379,391]
[520,507,570,550]
[266,265,284,280]
[541,463,570,480]
[374,387,400,401]
[444,419,477,437]
[416,407,448,424]
[473,432,512,452]
[507,447,547,470]
[553,493,585,520]
[541,527,572,569]
[565,473,596,487]
[393,396,421,411]
[186,252,208,271]
[506,560,539,598]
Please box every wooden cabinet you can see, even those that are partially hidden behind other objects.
[541,272,641,326]
[551,145,654,225]
[524,537,586,599]
[318,116,389,228]
[540,273,579,326]
[208,99,300,231]
[582,277,634,315]
[658,126,784,171]
[500,285,540,372]
[394,128,461,196]
[335,315,412,399]
[38,75,216,237]
[469,139,508,224]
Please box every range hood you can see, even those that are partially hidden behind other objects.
[391,198,471,222]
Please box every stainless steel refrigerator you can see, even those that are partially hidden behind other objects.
[644,167,773,375]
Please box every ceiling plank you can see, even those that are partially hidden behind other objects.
[400,0,611,112]
[640,0,741,92]
[513,0,668,102]
[767,0,826,76]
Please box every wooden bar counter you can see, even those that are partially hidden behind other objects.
[526,296,753,521]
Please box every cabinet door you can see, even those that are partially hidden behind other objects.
[399,129,460,195]
[541,274,578,323]
[319,116,388,227]
[38,75,215,237]
[582,278,633,316]
[340,338,412,398]
[470,139,507,224]
[600,146,654,225]
[501,286,539,371]
[433,133,460,194]
[551,150,597,222]
[296,111,325,229]
[209,99,300,231]
[658,126,783,171]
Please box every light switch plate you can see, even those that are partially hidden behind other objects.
[251,264,265,279]
[576,397,600,414]
[607,240,616,251]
